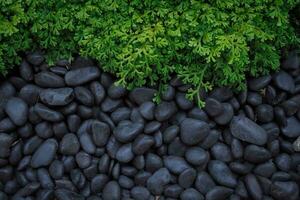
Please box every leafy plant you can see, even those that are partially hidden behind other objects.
[0,0,299,106]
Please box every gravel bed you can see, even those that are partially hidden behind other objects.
[0,52,300,200]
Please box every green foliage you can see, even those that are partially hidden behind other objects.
[1,0,299,104]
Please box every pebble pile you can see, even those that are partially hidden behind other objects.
[0,51,300,200]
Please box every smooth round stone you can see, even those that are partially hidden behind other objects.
[116,143,134,163]
[162,85,175,101]
[91,174,109,193]
[253,161,276,178]
[91,121,110,147]
[211,142,232,162]
[74,86,94,106]
[281,100,299,116]
[155,101,177,121]
[208,160,237,188]
[49,160,64,179]
[79,133,96,154]
[133,155,145,170]
[230,116,268,145]
[132,134,154,155]
[40,88,74,106]
[0,133,14,158]
[119,175,134,189]
[200,129,220,150]
[60,133,80,155]
[23,136,42,155]
[106,136,121,159]
[195,172,216,194]
[18,156,32,171]
[164,156,191,174]
[20,60,34,81]
[163,125,179,144]
[248,75,272,91]
[55,189,84,200]
[113,121,144,143]
[9,77,26,91]
[144,121,161,134]
[107,84,127,99]
[146,168,171,195]
[270,181,299,200]
[293,136,300,151]
[185,147,209,166]
[35,122,53,138]
[231,138,244,159]
[5,97,28,126]
[164,184,183,198]
[67,115,81,133]
[37,168,54,189]
[205,186,233,200]
[34,71,65,88]
[175,92,194,110]
[129,87,157,105]
[281,117,300,137]
[229,162,253,175]
[180,118,210,145]
[65,67,100,86]
[34,103,63,122]
[244,104,255,120]
[178,168,197,188]
[50,66,67,75]
[273,70,295,93]
[168,137,187,157]
[275,153,291,172]
[131,186,150,200]
[274,107,287,126]
[214,103,234,125]
[244,145,271,163]
[90,81,105,105]
[102,181,121,200]
[98,154,110,173]
[77,105,93,119]
[9,142,22,165]
[247,92,262,106]
[244,174,263,200]
[180,188,204,200]
[145,153,163,172]
[139,102,155,120]
[204,98,223,117]
[0,118,15,132]
[52,122,68,138]
[209,87,233,102]
[76,151,92,169]
[101,97,122,113]
[111,107,131,123]
[31,139,58,168]
[256,104,274,123]
[188,107,209,122]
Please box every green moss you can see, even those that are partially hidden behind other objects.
[1,0,299,106]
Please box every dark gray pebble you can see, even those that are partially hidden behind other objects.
[147,168,171,195]
[65,67,100,86]
[180,188,204,200]
[5,97,28,126]
[40,88,74,106]
[129,87,157,105]
[60,133,80,155]
[113,121,144,143]
[208,160,237,188]
[31,139,58,168]
[230,116,268,145]
[102,181,121,200]
[180,118,210,145]
[34,71,65,88]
